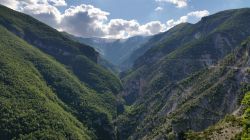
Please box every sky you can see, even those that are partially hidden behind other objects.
[0,0,250,39]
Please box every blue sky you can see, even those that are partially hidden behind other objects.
[1,0,250,38]
[62,0,250,24]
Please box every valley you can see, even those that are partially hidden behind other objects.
[0,4,250,140]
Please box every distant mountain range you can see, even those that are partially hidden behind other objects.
[65,34,151,71]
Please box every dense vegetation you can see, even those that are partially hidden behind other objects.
[0,25,94,139]
[0,5,122,94]
[0,5,123,140]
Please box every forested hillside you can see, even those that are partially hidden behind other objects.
[0,5,122,140]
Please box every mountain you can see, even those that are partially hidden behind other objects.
[128,23,193,71]
[118,8,250,139]
[0,25,93,139]
[187,38,250,140]
[0,5,122,140]
[0,5,122,94]
[69,35,150,71]
[2,3,250,140]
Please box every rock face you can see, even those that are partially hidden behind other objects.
[118,8,250,139]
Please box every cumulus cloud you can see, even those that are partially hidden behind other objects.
[156,0,188,8]
[166,10,209,30]
[56,4,166,38]
[104,20,166,38]
[166,16,188,30]
[106,19,140,38]
[21,3,61,28]
[0,1,209,39]
[141,21,166,35]
[0,0,19,9]
[60,4,109,37]
[0,0,65,28]
[155,6,163,11]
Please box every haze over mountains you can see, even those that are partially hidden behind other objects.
[65,34,151,71]
[1,3,250,140]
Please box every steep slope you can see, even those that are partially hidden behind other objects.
[132,23,193,69]
[186,115,242,140]
[120,23,193,104]
[119,8,250,139]
[0,25,96,139]
[0,5,122,94]
[97,56,120,75]
[71,35,150,71]
[148,40,250,139]
[241,90,250,139]
[187,85,250,140]
[119,36,250,140]
[0,5,124,140]
[123,9,250,105]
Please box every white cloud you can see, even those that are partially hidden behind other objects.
[166,10,209,29]
[21,3,62,28]
[187,10,210,18]
[60,4,109,37]
[0,1,209,39]
[155,6,163,11]
[0,0,65,28]
[16,0,67,7]
[0,0,19,9]
[106,19,140,38]
[141,21,166,35]
[156,0,188,8]
[104,20,166,38]
[166,16,188,30]
[48,0,67,6]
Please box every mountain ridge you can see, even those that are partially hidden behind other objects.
[0,5,122,94]
[117,8,250,139]
[0,5,122,140]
